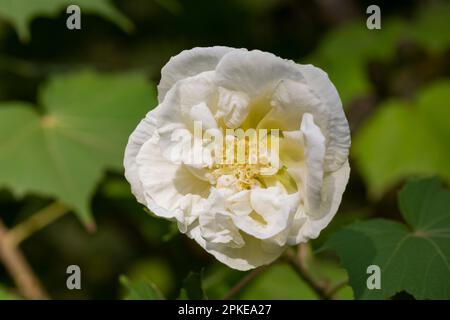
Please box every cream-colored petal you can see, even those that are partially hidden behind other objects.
[258,81,321,131]
[227,190,253,216]
[279,130,305,189]
[299,65,351,171]
[190,102,217,130]
[176,194,207,233]
[215,49,305,98]
[269,79,350,172]
[216,87,250,128]
[287,160,350,244]
[199,188,245,248]
[199,212,244,247]
[188,224,285,271]
[157,71,217,132]
[230,186,299,239]
[279,113,329,218]
[301,113,326,214]
[136,136,210,222]
[123,110,159,205]
[157,46,237,103]
[156,72,219,170]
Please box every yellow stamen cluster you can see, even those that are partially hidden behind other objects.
[210,135,273,190]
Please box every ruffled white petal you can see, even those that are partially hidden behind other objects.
[301,113,326,214]
[156,72,218,170]
[199,212,244,247]
[199,188,245,247]
[270,79,350,172]
[287,160,350,244]
[215,49,304,98]
[188,224,285,271]
[257,80,321,131]
[216,87,251,128]
[279,113,333,218]
[158,71,217,131]
[135,136,210,224]
[299,65,351,171]
[123,110,159,205]
[158,46,237,103]
[231,186,299,239]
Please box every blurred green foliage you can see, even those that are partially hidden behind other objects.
[324,178,450,299]
[0,0,448,300]
[354,81,450,198]
[0,284,18,300]
[308,2,450,105]
[0,71,155,224]
[178,271,206,300]
[0,0,133,41]
[120,275,164,300]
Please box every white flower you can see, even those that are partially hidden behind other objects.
[124,47,351,271]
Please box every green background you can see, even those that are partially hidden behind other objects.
[0,0,449,300]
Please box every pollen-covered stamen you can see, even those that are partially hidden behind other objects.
[212,163,268,190]
[210,135,276,190]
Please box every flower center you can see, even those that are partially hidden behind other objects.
[212,163,268,190]
[209,135,275,190]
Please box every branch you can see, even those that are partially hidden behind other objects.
[223,265,269,300]
[283,244,332,300]
[0,219,49,299]
[326,279,348,297]
[8,201,70,245]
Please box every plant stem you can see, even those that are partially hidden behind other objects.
[0,219,49,299]
[223,265,268,300]
[283,244,332,300]
[8,201,70,245]
[326,279,348,297]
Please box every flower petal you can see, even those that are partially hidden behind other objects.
[188,225,285,271]
[135,136,210,222]
[216,87,250,128]
[215,49,305,98]
[123,110,158,205]
[257,80,322,131]
[270,79,350,172]
[301,113,326,214]
[158,46,237,103]
[287,160,350,244]
[299,65,351,171]
[231,186,299,239]
[158,71,217,130]
[156,72,219,171]
[199,212,245,247]
[199,188,245,248]
[279,113,328,218]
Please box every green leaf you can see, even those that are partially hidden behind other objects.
[126,258,175,296]
[153,0,183,15]
[324,177,450,299]
[306,18,406,105]
[307,2,450,106]
[237,262,351,300]
[353,81,450,198]
[0,285,19,300]
[119,275,165,300]
[0,0,133,41]
[178,271,206,300]
[411,2,450,52]
[0,70,155,225]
